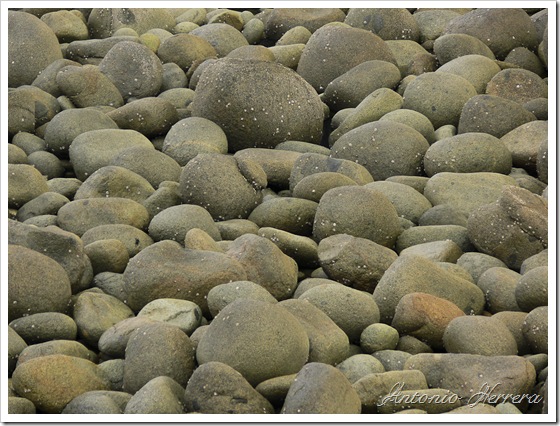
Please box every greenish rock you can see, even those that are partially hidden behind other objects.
[184,228,223,252]
[395,224,472,252]
[8,164,49,209]
[293,172,358,203]
[293,278,342,299]
[26,151,65,179]
[434,33,495,65]
[148,204,221,243]
[385,175,429,193]
[190,23,248,57]
[258,227,319,268]
[456,252,508,282]
[520,249,548,274]
[345,8,419,41]
[265,8,345,40]
[255,374,296,407]
[242,17,265,44]
[16,192,69,222]
[226,44,274,61]
[81,224,154,258]
[93,272,127,303]
[478,267,522,313]
[47,178,82,199]
[12,132,47,155]
[40,10,88,43]
[437,54,501,93]
[275,140,331,156]
[63,390,131,414]
[84,239,129,275]
[385,40,430,76]
[516,266,548,311]
[137,298,202,335]
[16,340,95,367]
[97,359,125,392]
[8,397,36,414]
[276,25,312,45]
[8,89,36,135]
[413,10,461,43]
[492,311,532,356]
[88,8,175,38]
[8,144,28,164]
[9,313,77,345]
[505,47,545,76]
[379,109,436,143]
[371,350,412,371]
[207,281,277,318]
[365,181,432,223]
[418,204,468,227]
[65,36,141,65]
[125,376,185,414]
[360,324,399,354]
[396,335,434,355]
[522,306,548,354]
[196,299,309,386]
[248,197,317,236]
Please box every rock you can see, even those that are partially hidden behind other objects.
[423,172,518,216]
[424,132,512,176]
[443,315,519,355]
[184,362,274,414]
[279,299,350,365]
[443,8,538,60]
[162,117,228,166]
[290,153,373,190]
[156,33,216,71]
[207,281,277,318]
[88,8,176,38]
[417,204,468,227]
[16,192,69,222]
[40,10,88,43]
[99,41,163,101]
[148,204,221,243]
[516,266,548,311]
[216,219,259,240]
[265,8,345,40]
[404,353,536,403]
[184,228,224,252]
[402,72,477,129]
[477,267,522,313]
[12,355,110,413]
[226,45,275,61]
[352,370,428,413]
[9,313,77,345]
[313,186,402,248]
[258,227,319,268]
[8,164,49,209]
[299,284,380,343]
[8,144,28,164]
[458,94,536,138]
[396,335,434,355]
[179,153,266,220]
[523,97,548,121]
[254,374,296,407]
[124,376,185,414]
[97,359,125,392]
[297,24,396,92]
[123,240,247,314]
[225,234,298,300]
[360,324,399,354]
[371,349,412,371]
[385,40,431,76]
[501,121,547,174]
[493,311,533,356]
[8,397,36,414]
[467,186,547,270]
[191,58,324,151]
[520,249,548,274]
[8,11,63,87]
[510,168,547,195]
[8,89,36,135]
[68,128,153,181]
[106,98,179,138]
[81,224,153,258]
[268,43,306,69]
[196,299,309,386]
[234,148,302,190]
[16,340,95,367]
[56,65,124,108]
[374,255,485,323]
[12,132,47,155]
[93,272,127,302]
[161,63,188,91]
[317,234,397,292]
[123,322,196,393]
[276,141,330,156]
[65,36,141,65]
[293,172,358,203]
[523,306,548,354]
[276,26,312,45]
[282,364,361,415]
[396,224,472,252]
[85,239,130,274]
[379,109,436,144]
[242,17,265,44]
[190,23,248,57]
[413,10,462,43]
[26,151,65,179]
[433,33,496,65]
[323,60,402,112]
[8,327,27,376]
[57,198,150,237]
[400,240,463,263]
[345,8,419,41]
[336,354,386,384]
[98,317,158,358]
[137,299,202,335]
[486,69,548,104]
[8,245,72,322]
[62,390,131,414]
[505,46,545,76]
[366,181,432,224]
[248,197,317,236]
[437,54,501,94]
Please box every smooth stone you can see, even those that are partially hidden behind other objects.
[124,377,185,414]
[184,228,224,253]
[371,350,412,371]
[248,197,317,236]
[361,324,399,354]
[520,249,548,274]
[275,140,331,156]
[493,311,532,356]
[207,281,277,318]
[216,219,259,240]
[436,54,502,93]
[161,63,188,90]
[396,335,434,355]
[8,144,28,164]
[258,227,319,268]
[293,172,358,203]
[365,181,432,224]
[137,299,202,335]
[345,8,420,41]
[40,10,88,43]
[189,23,248,57]
[276,25,312,45]
[8,164,49,209]
[62,390,131,414]
[8,89,36,135]
[88,9,176,38]
[9,313,77,345]
[12,132,47,155]
[196,299,309,386]
[396,224,472,252]
[26,151,65,179]
[142,183,182,220]
[293,278,342,299]
[93,272,127,303]
[265,8,345,40]
[523,98,548,120]
[281,363,361,414]
[516,266,548,311]
[486,69,548,104]
[385,40,431,76]
[81,224,154,258]
[456,252,508,282]
[65,36,141,65]
[8,327,27,376]
[148,204,221,243]
[478,267,522,313]
[336,354,386,384]
[255,374,296,407]
[16,340,95,367]
[379,109,436,143]
[234,148,302,190]
[523,306,548,354]
[399,240,463,263]
[413,10,462,43]
[501,121,548,174]
[8,397,36,414]
[97,359,125,392]
[98,317,159,358]
[16,192,69,222]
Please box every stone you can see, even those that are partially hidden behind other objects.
[57,198,150,237]
[81,224,154,258]
[16,340,95,367]
[437,54,501,94]
[123,322,196,393]
[399,240,463,264]
[179,154,266,220]
[297,24,396,92]
[8,164,49,209]
[88,8,176,38]
[65,36,141,65]
[148,204,221,243]
[292,172,359,203]
[317,234,398,292]
[184,228,224,252]
[345,8,419,40]
[8,144,28,164]
[276,25,312,45]
[123,240,247,314]
[396,335,434,355]
[40,10,88,43]
[124,376,185,414]
[523,306,548,354]
[157,33,217,71]
[161,63,188,91]
[196,299,309,386]
[505,47,545,76]
[190,23,249,57]
[379,109,436,144]
[191,58,324,151]
[373,255,485,323]
[299,284,380,343]
[458,94,536,138]
[365,181,432,224]
[265,8,345,40]
[93,272,127,303]
[97,359,125,392]
[8,327,27,377]
[516,266,548,311]
[501,121,548,174]
[12,132,47,155]
[486,69,548,104]
[8,245,72,322]
[234,148,302,190]
[395,224,472,252]
[413,10,462,43]
[9,313,77,345]
[137,299,202,335]
[360,324,400,354]
[248,197,317,236]
[98,317,158,358]
[62,391,131,414]
[385,40,431,75]
[225,234,298,300]
[371,349,412,371]
[207,281,277,318]
[26,151,65,179]
[477,267,522,313]
[433,33,496,65]
[258,227,319,268]
[226,45,275,61]
[443,315,519,355]
[520,249,548,274]
[8,11,63,87]
[8,89,36,135]
[184,362,274,414]
[492,311,532,356]
[12,355,110,413]
[424,132,512,176]
[313,186,402,248]
[336,354,386,384]
[279,299,350,365]
[402,72,477,129]
[8,397,36,414]
[99,41,163,101]
[216,219,259,240]
[16,192,69,223]
[254,374,296,407]
[85,239,130,275]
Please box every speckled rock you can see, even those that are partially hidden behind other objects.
[15,192,69,223]
[395,224,472,253]
[9,313,77,345]
[248,197,317,236]
[81,224,153,258]
[8,327,27,377]
[516,266,548,311]
[190,23,249,57]
[365,181,432,223]
[137,299,202,335]
[433,33,496,65]
[336,354,386,384]
[456,252,508,283]
[477,267,522,313]
[234,148,302,190]
[345,8,420,41]
[522,306,548,354]
[157,33,217,71]
[265,8,345,40]
[207,281,277,318]
[8,164,49,209]
[258,227,319,268]
[148,204,221,243]
[501,121,547,174]
[379,109,436,143]
[436,54,501,94]
[486,69,548,104]
[413,9,462,43]
[292,172,358,203]
[216,219,259,240]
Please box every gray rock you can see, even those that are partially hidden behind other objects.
[336,354,386,384]
[345,8,420,41]
[478,267,522,313]
[520,249,548,274]
[456,252,508,283]
[254,374,296,407]
[111,147,181,188]
[97,359,125,392]
[493,311,532,356]
[62,390,131,414]
[226,234,298,300]
[65,36,142,65]
[207,281,277,318]
[216,219,259,240]
[523,98,548,121]
[196,299,309,386]
[57,198,150,237]
[8,144,28,164]
[9,313,77,345]
[98,317,158,358]
[184,228,224,252]
[313,186,402,248]
[373,255,485,323]
[16,192,69,222]
[124,376,185,414]
[396,224,472,252]
[12,132,47,155]
[371,350,412,371]
[84,239,130,275]
[93,272,127,302]
[8,164,49,209]
[161,63,188,91]
[99,41,163,101]
[8,245,71,322]
[265,8,345,40]
[8,397,36,414]
[226,45,275,61]
[443,315,518,355]
[191,58,324,151]
[458,94,536,138]
[400,240,463,263]
[179,153,266,220]
[148,204,221,243]
[516,266,548,311]
[279,299,350,365]
[385,40,432,76]
[434,33,496,65]
[242,17,265,44]
[379,109,436,144]
[275,141,331,156]
[293,278,342,299]
[276,25,312,46]
[234,148,302,190]
[16,340,95,367]
[501,121,547,174]
[361,324,399,354]
[413,10,461,43]
[292,172,358,203]
[396,335,434,355]
[248,197,317,236]
[487,69,548,104]
[184,362,274,414]
[8,327,27,377]
[81,224,153,258]
[12,354,110,413]
[318,234,397,292]
[190,23,248,57]
[26,151,65,179]
[123,240,247,314]
[88,8,176,38]
[282,362,361,414]
[366,181,432,224]
[299,284,380,343]
[40,10,89,43]
[523,306,548,354]
[137,298,202,335]
[437,54,501,94]
[8,89,36,135]
[258,227,319,268]
[297,24,396,92]
[8,11,63,87]
[123,322,196,393]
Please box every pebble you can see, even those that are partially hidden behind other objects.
[493,311,532,355]
[360,324,400,354]
[234,148,302,190]
[16,192,69,222]
[487,69,548,104]
[207,281,277,318]
[216,219,259,240]
[148,204,221,243]
[9,313,77,345]
[254,374,296,408]
[63,390,131,414]
[400,240,463,263]
[346,8,419,41]
[8,164,49,209]
[522,306,548,354]
[8,397,36,414]
[516,266,548,311]
[137,298,202,335]
[88,9,175,39]
[124,376,185,414]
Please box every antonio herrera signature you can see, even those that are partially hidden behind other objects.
[378,382,543,408]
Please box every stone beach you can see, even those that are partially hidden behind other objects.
[7,7,549,416]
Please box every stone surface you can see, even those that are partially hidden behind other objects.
[516,266,548,311]
[137,299,202,335]
[248,197,317,236]
[9,313,77,345]
[148,204,221,243]
[124,376,185,414]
